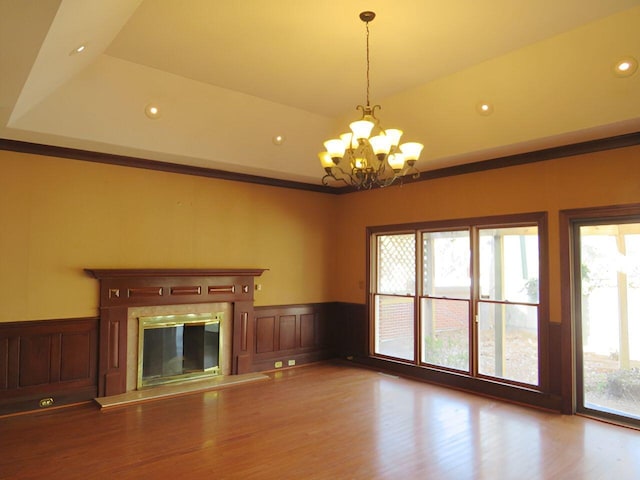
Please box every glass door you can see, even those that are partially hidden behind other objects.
[576,222,640,424]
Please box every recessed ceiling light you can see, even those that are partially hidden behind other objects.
[613,57,638,77]
[144,104,161,119]
[69,44,87,56]
[476,102,494,116]
[272,135,286,145]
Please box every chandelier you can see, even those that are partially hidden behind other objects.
[319,11,423,189]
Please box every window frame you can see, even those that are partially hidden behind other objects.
[368,212,549,392]
[560,203,640,425]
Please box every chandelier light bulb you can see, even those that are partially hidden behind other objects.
[384,129,403,147]
[369,135,392,155]
[318,152,335,169]
[388,153,405,170]
[353,158,367,169]
[323,139,346,159]
[350,120,375,139]
[340,133,358,149]
[399,142,424,161]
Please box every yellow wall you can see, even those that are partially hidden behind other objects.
[332,145,640,324]
[2,145,640,324]
[0,150,338,321]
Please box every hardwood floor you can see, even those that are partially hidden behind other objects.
[1,362,639,479]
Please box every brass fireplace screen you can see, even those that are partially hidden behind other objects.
[137,312,223,388]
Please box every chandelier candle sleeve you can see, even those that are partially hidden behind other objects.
[319,11,424,189]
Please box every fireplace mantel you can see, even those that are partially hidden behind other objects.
[86,268,266,397]
[86,268,267,278]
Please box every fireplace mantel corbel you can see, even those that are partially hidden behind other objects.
[85,268,267,397]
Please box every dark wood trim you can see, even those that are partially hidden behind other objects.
[330,302,369,359]
[559,209,576,414]
[333,131,640,193]
[0,138,336,194]
[410,131,640,182]
[3,132,638,196]
[558,203,640,415]
[333,299,563,411]
[85,268,267,279]
[363,211,560,410]
[367,211,549,235]
[351,356,563,411]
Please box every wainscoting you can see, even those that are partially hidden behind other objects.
[0,318,98,415]
[0,303,566,415]
[0,303,360,415]
[252,304,334,371]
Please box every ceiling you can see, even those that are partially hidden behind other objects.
[1,0,639,185]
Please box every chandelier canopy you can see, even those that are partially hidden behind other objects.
[319,11,423,189]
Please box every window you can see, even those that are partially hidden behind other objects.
[421,230,470,371]
[373,233,415,361]
[370,213,546,389]
[477,226,540,385]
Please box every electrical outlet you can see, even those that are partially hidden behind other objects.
[288,360,296,366]
[39,397,54,408]
[274,361,283,368]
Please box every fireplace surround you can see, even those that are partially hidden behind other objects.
[85,268,266,397]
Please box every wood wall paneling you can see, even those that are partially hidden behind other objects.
[252,304,334,371]
[19,335,51,387]
[0,318,98,415]
[331,303,368,358]
[548,322,563,398]
[232,301,255,375]
[61,332,92,381]
[0,301,567,414]
[98,307,128,397]
[278,315,296,351]
[0,337,8,390]
[256,316,275,354]
[300,313,315,348]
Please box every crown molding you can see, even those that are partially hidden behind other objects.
[2,132,639,195]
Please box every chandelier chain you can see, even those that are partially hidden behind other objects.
[365,20,370,107]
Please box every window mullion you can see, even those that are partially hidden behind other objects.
[415,231,422,366]
[470,226,480,377]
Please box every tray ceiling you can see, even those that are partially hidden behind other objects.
[1,0,639,185]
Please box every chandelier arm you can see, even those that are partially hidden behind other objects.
[322,174,350,187]
[330,166,359,187]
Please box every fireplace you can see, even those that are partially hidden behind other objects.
[85,268,266,397]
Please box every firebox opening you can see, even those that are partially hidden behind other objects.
[137,312,223,389]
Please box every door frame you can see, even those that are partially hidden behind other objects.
[559,203,640,418]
